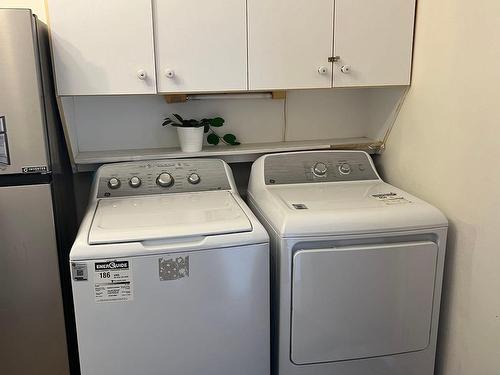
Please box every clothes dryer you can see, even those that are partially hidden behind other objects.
[247,151,447,375]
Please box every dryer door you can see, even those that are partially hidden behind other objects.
[291,241,438,365]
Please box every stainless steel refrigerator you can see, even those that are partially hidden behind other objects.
[0,9,78,375]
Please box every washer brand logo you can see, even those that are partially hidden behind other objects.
[95,261,129,271]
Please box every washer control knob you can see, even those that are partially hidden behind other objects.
[187,173,201,185]
[313,162,328,176]
[129,176,142,188]
[339,163,352,175]
[108,177,121,189]
[157,173,174,187]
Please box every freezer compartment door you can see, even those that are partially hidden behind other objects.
[0,184,69,374]
[291,241,438,364]
[0,9,50,175]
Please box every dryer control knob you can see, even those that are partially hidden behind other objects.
[339,163,352,175]
[187,173,201,185]
[129,176,142,188]
[157,173,174,187]
[313,162,328,176]
[108,177,121,189]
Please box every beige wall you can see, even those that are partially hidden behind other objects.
[1,0,46,21]
[379,0,500,374]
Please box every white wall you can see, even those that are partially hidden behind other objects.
[378,0,500,374]
[67,95,286,152]
[1,0,46,21]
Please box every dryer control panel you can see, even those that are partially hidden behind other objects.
[264,151,379,185]
[96,159,231,198]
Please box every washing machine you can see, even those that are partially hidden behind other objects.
[70,159,270,375]
[247,150,447,375]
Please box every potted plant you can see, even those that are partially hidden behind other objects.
[162,114,240,153]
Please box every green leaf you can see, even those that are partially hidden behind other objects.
[204,124,210,133]
[209,117,225,127]
[223,133,237,143]
[186,119,200,127]
[162,119,173,126]
[173,113,184,123]
[207,133,220,145]
[222,134,240,146]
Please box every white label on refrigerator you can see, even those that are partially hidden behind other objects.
[94,260,133,303]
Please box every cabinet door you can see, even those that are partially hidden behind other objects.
[333,0,416,87]
[48,0,156,95]
[248,0,334,90]
[154,0,247,93]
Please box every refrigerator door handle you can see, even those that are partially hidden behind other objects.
[0,115,11,165]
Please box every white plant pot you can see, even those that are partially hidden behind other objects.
[176,127,204,153]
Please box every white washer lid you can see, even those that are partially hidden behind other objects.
[88,191,252,244]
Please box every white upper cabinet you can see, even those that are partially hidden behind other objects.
[47,0,416,95]
[247,0,334,90]
[47,0,156,95]
[154,0,247,93]
[333,0,416,87]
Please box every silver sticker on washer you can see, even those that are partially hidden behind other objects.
[159,256,189,281]
[71,262,88,281]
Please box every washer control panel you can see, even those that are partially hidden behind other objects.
[96,159,231,198]
[264,151,379,185]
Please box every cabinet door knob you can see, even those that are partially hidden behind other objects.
[317,66,328,75]
[165,69,175,79]
[340,65,351,74]
[137,69,147,80]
